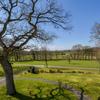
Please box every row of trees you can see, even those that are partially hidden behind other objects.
[7,47,99,61]
[70,45,98,60]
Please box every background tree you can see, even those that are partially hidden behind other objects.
[40,33,56,67]
[91,23,100,72]
[91,23,100,47]
[72,44,83,50]
[41,46,48,67]
[0,0,71,95]
[71,44,83,60]
[31,46,39,60]
[96,48,100,73]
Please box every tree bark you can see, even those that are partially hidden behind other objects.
[0,51,16,95]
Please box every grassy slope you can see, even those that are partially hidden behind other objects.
[19,73,100,100]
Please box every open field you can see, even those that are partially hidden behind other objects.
[0,60,100,77]
[14,60,99,68]
[0,60,100,100]
[18,72,100,100]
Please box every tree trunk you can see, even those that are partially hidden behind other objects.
[0,52,16,95]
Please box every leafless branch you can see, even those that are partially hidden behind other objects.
[0,0,71,52]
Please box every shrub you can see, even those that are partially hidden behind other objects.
[49,69,57,73]
[71,71,77,73]
[32,67,39,74]
[77,71,85,74]
[57,69,63,73]
[38,68,49,73]
[28,66,39,74]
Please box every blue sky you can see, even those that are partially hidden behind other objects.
[46,0,100,50]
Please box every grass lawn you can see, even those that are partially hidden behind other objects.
[19,72,100,100]
[0,80,77,100]
[0,60,99,77]
[14,60,99,68]
[0,60,100,100]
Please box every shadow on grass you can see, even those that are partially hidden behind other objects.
[13,92,33,100]
[12,82,77,100]
[13,92,50,100]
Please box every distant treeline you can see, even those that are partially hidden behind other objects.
[6,47,100,62]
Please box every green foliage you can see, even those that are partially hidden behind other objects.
[28,67,39,74]
[49,69,57,73]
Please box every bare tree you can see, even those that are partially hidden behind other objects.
[91,23,100,47]
[0,0,71,95]
[40,33,56,67]
[71,44,83,60]
[72,44,83,50]
[91,23,100,72]
[41,46,48,67]
[96,48,100,73]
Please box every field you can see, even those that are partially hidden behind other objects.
[0,60,100,100]
[14,60,99,68]
[0,60,99,77]
[18,72,100,100]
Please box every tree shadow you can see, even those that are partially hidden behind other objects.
[12,92,53,100]
[13,92,33,100]
[12,81,82,100]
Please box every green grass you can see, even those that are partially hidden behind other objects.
[0,60,99,77]
[14,60,99,68]
[0,60,100,100]
[0,80,77,100]
[19,72,100,100]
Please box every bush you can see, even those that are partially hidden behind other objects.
[28,66,39,74]
[49,69,57,73]
[33,67,39,74]
[77,71,84,74]
[71,71,77,73]
[41,69,50,73]
[57,69,63,73]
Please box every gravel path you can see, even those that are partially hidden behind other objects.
[0,76,90,100]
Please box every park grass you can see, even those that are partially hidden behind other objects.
[0,60,100,100]
[0,60,99,77]
[13,60,99,68]
[0,80,77,100]
[19,72,100,100]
